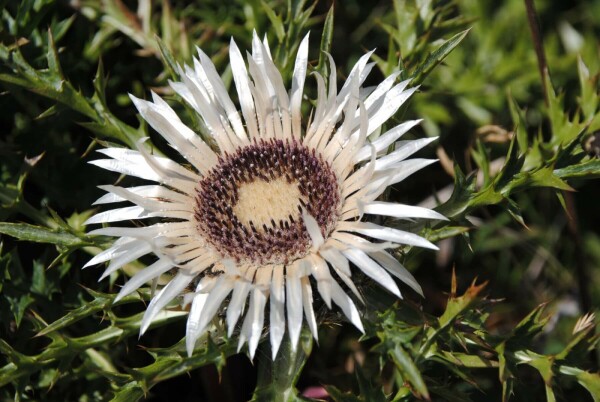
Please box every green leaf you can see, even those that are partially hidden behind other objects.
[436,163,478,218]
[50,14,76,42]
[6,293,35,327]
[127,336,238,391]
[556,317,598,360]
[508,94,529,154]
[502,165,575,197]
[471,139,491,185]
[46,28,63,78]
[69,326,126,349]
[316,6,334,80]
[426,225,471,242]
[496,342,515,402]
[0,35,145,149]
[93,58,108,107]
[559,368,600,402]
[410,28,470,85]
[438,281,487,329]
[0,44,97,119]
[0,339,34,366]
[0,184,19,208]
[490,306,555,402]
[155,37,179,79]
[438,351,498,368]
[389,345,429,399]
[31,260,50,297]
[261,1,285,43]
[355,364,387,402]
[520,167,574,191]
[577,372,600,402]
[510,304,550,342]
[110,382,145,402]
[554,159,600,180]
[506,198,527,228]
[375,304,424,346]
[525,353,556,402]
[36,292,111,337]
[494,134,526,195]
[577,56,599,120]
[555,191,568,215]
[0,222,89,248]
[546,71,587,146]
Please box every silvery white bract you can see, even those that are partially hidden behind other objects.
[85,32,445,360]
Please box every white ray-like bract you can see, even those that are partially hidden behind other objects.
[85,32,446,360]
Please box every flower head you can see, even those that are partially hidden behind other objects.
[85,32,445,359]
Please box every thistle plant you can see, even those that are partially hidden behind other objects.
[1,1,599,401]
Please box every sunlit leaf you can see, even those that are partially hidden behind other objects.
[0,222,89,248]
[410,29,470,85]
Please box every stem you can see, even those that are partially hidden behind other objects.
[523,0,593,339]
[252,331,313,402]
[523,0,549,105]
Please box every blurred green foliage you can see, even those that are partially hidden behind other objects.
[0,0,599,401]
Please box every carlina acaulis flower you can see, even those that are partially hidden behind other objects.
[84,32,446,360]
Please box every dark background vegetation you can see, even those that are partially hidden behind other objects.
[1,0,599,401]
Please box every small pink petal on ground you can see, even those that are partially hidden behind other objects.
[302,385,329,399]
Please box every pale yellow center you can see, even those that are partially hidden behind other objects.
[233,177,304,230]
